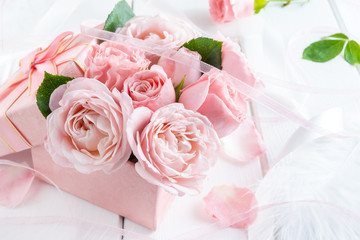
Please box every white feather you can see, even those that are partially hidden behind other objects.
[248,137,360,240]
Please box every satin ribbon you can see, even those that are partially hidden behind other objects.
[276,108,344,161]
[0,31,88,154]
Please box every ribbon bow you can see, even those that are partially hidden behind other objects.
[0,31,88,155]
[1,31,83,95]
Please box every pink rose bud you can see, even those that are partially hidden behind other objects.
[123,65,176,111]
[127,103,220,196]
[203,185,258,228]
[45,78,133,174]
[158,47,202,88]
[179,68,248,138]
[209,0,254,24]
[216,33,260,92]
[84,41,150,91]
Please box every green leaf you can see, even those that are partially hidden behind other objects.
[36,72,74,118]
[175,76,185,102]
[254,0,269,14]
[344,40,360,65]
[104,0,135,32]
[327,33,349,40]
[182,37,223,70]
[303,39,346,63]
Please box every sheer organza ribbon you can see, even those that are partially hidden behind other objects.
[0,32,87,154]
[80,22,356,139]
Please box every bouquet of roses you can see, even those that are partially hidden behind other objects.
[0,0,265,229]
[36,0,265,195]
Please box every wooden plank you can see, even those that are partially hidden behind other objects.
[331,0,360,38]
[244,0,360,168]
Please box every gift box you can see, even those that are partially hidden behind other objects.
[0,33,92,157]
[31,144,175,230]
[14,0,265,230]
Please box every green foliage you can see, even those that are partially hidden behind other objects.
[104,0,135,32]
[36,72,73,118]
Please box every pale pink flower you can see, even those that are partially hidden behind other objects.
[45,78,133,174]
[118,15,199,50]
[209,0,254,24]
[84,41,150,91]
[127,103,220,196]
[179,68,248,138]
[203,185,258,228]
[158,47,202,87]
[123,65,175,111]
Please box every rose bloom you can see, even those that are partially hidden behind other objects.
[179,68,248,138]
[123,65,175,111]
[45,78,132,174]
[118,15,199,50]
[158,47,202,88]
[127,103,220,196]
[84,41,150,91]
[209,0,254,24]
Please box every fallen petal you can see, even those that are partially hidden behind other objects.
[203,185,257,228]
[221,118,266,162]
[0,162,34,208]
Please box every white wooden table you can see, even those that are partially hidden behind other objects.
[1,0,359,239]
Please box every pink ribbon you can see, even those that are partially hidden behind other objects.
[0,31,87,154]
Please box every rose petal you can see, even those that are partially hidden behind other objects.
[0,163,34,208]
[49,84,67,112]
[203,185,257,228]
[221,118,265,162]
[158,48,201,87]
[197,94,244,138]
[126,107,153,158]
[216,33,258,90]
[178,79,210,111]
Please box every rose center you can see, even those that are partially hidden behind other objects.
[66,104,109,154]
[154,122,196,172]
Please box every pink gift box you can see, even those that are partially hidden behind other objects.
[31,144,175,230]
[0,33,93,157]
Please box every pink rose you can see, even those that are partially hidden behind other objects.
[179,68,248,138]
[123,65,175,111]
[209,0,254,24]
[118,15,199,50]
[217,33,259,91]
[45,78,133,174]
[127,103,220,196]
[158,47,202,87]
[84,41,150,91]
